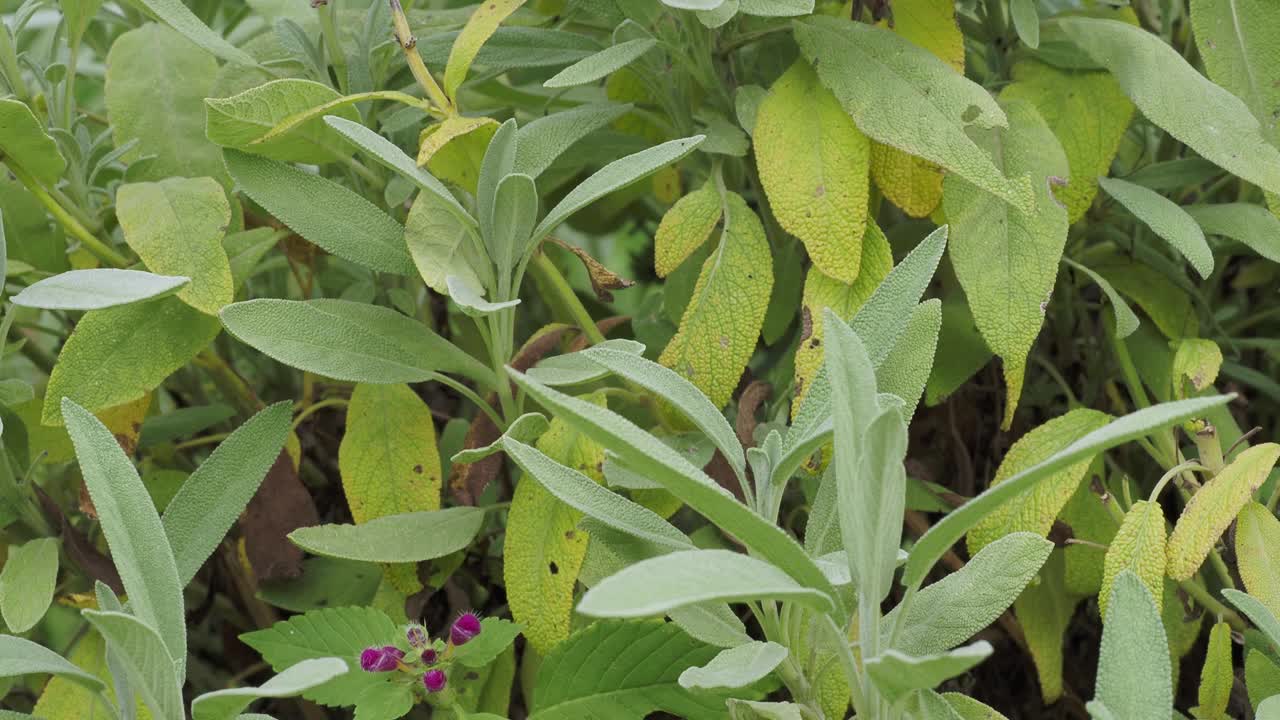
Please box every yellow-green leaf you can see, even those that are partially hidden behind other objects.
[1099,500,1166,618]
[944,98,1069,428]
[116,177,234,315]
[0,99,66,185]
[203,78,361,164]
[868,0,963,218]
[505,394,606,654]
[943,693,1011,720]
[1237,502,1280,620]
[659,191,772,408]
[34,627,152,720]
[1013,549,1079,704]
[339,383,442,523]
[967,409,1111,554]
[1192,621,1233,720]
[1190,0,1280,162]
[1247,649,1280,712]
[1060,479,1117,596]
[1167,443,1280,581]
[418,115,501,192]
[1000,58,1134,223]
[792,220,893,408]
[755,60,869,283]
[1088,249,1200,339]
[444,0,528,102]
[654,182,722,278]
[1171,338,1223,399]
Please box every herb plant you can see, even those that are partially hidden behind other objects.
[3,0,1280,718]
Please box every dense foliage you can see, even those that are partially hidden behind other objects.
[3,0,1280,717]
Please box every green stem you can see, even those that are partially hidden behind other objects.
[389,0,453,111]
[194,349,263,418]
[8,162,129,268]
[434,372,506,430]
[1179,578,1247,632]
[290,397,349,431]
[530,251,606,345]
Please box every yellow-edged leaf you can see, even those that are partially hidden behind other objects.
[444,0,527,101]
[1171,338,1223,399]
[1099,500,1166,617]
[654,182,721,278]
[417,115,501,192]
[1237,502,1280,619]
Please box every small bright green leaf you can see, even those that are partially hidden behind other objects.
[513,103,633,178]
[131,0,254,64]
[678,641,787,690]
[220,298,493,386]
[1224,589,1280,651]
[1099,500,1166,618]
[340,383,442,528]
[223,149,414,275]
[444,0,528,101]
[1010,0,1039,48]
[1186,202,1280,263]
[1091,571,1173,720]
[289,506,485,563]
[1237,503,1280,620]
[191,658,348,720]
[866,642,992,703]
[1055,17,1280,196]
[1192,621,1233,720]
[755,60,869,283]
[162,402,292,586]
[579,549,834,617]
[1168,443,1280,581]
[659,191,772,408]
[12,269,189,311]
[0,538,58,633]
[0,99,66,185]
[82,609,183,720]
[1062,258,1139,337]
[1013,550,1077,704]
[1098,176,1213,278]
[795,15,1034,212]
[205,79,360,163]
[654,182,722,278]
[117,176,235,314]
[545,39,657,88]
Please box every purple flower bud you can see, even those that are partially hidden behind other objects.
[423,669,447,693]
[359,646,404,672]
[422,647,439,665]
[450,612,482,646]
[406,625,428,649]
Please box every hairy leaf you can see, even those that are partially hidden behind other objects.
[1090,571,1172,720]
[12,269,189,311]
[205,79,360,163]
[1099,500,1166,618]
[1098,176,1213,278]
[289,506,484,563]
[1237,502,1280,619]
[0,538,59,633]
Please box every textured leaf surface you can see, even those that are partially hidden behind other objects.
[0,537,59,633]
[514,103,633,179]
[874,299,942,422]
[445,0,527,101]
[1192,621,1233,720]
[1167,443,1280,580]
[1098,176,1213,278]
[1224,589,1280,650]
[192,658,348,720]
[289,506,484,563]
[131,0,254,64]
[545,39,656,88]
[1091,571,1172,720]
[12,269,189,311]
[1099,500,1166,617]
[205,79,360,163]
[865,642,992,703]
[1186,202,1280,263]
[755,60,869,282]
[1237,502,1280,620]
[654,182,721,277]
[659,191,772,408]
[340,383,442,525]
[117,177,234,314]
[82,609,183,720]
[0,635,103,690]
[678,641,787,690]
[404,188,484,295]
[1013,550,1077,703]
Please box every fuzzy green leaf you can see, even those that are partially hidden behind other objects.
[1098,176,1213,278]
[0,538,59,633]
[12,269,189,311]
[289,506,485,563]
[1090,571,1172,720]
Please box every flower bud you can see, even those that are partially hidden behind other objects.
[406,625,428,649]
[359,646,404,672]
[423,669,447,693]
[450,612,482,646]
[422,647,439,665]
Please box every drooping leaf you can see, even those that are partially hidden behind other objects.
[0,538,59,633]
[1098,176,1213,279]
[1099,500,1166,618]
[11,269,189,311]
[678,641,788,690]
[1062,258,1140,338]
[865,642,992,703]
[755,60,869,282]
[191,658,348,720]
[1237,502,1280,620]
[545,39,657,88]
[81,609,183,720]
[205,79,361,163]
[1185,202,1280,263]
[404,188,485,296]
[1089,571,1173,720]
[0,99,67,185]
[444,0,528,101]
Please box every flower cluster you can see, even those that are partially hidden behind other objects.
[357,612,484,696]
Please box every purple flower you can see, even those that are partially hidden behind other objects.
[406,625,428,649]
[423,669,447,693]
[422,647,439,665]
[450,612,482,646]
[359,646,404,672]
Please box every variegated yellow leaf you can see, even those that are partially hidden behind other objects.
[418,115,500,192]
[1171,338,1223,399]
[1099,500,1166,617]
[654,182,722,278]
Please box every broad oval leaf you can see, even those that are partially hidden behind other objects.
[0,538,59,633]
[288,506,485,563]
[0,99,66,185]
[339,384,442,524]
[12,269,189,311]
[1099,500,1166,618]
[205,79,360,163]
[678,641,788,690]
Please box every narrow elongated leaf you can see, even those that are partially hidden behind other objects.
[1055,17,1280,195]
[1062,258,1139,337]
[1090,571,1172,720]
[0,635,104,691]
[1224,589,1280,651]
[12,269,189,311]
[1186,203,1280,263]
[545,39,657,88]
[0,537,59,632]
[477,120,518,249]
[1010,0,1039,48]
[794,16,1034,211]
[82,610,184,720]
[527,339,645,387]
[205,79,360,164]
[1237,502,1280,619]
[220,298,494,386]
[865,642,992,703]
[288,506,485,563]
[579,549,834,617]
[223,149,414,275]
[490,173,538,272]
[0,99,66,184]
[445,0,528,99]
[64,399,187,678]
[1193,621,1233,720]
[162,402,292,586]
[678,641,788,690]
[514,103,632,178]
[1098,176,1213,278]
[191,658,348,720]
[905,394,1233,588]
[132,0,254,64]
[875,299,941,422]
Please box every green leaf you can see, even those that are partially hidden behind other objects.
[874,299,942,422]
[530,620,728,720]
[444,0,528,101]
[866,642,992,703]
[508,370,840,613]
[224,228,279,293]
[1089,571,1172,720]
[1185,203,1280,263]
[452,618,523,668]
[1260,696,1280,720]
[448,276,522,316]
[1054,17,1280,196]
[82,609,183,720]
[0,99,66,185]
[0,537,59,633]
[11,269,189,311]
[404,188,485,296]
[1224,589,1280,652]
[288,506,485,563]
[1099,500,1166,618]
[240,606,399,709]
[658,191,772,408]
[489,172,538,272]
[477,119,518,249]
[1098,176,1213,278]
[678,641,788,690]
[579,549,834,617]
[1010,0,1039,48]
[795,16,1034,212]
[545,39,657,88]
[889,532,1052,656]
[1237,503,1280,620]
[106,24,225,182]
[64,399,187,678]
[1168,443,1280,580]
[162,402,292,586]
[219,298,494,387]
[514,103,633,178]
[340,383,442,525]
[740,0,812,16]
[755,60,868,283]
[117,176,235,315]
[0,635,104,691]
[526,339,645,387]
[655,182,722,277]
[904,394,1234,588]
[1192,621,1233,720]
[1248,651,1280,713]
[1013,550,1077,704]
[223,149,415,275]
[191,658,347,720]
[945,97,1068,428]
[531,136,704,242]
[131,0,254,64]
[1062,258,1139,338]
[205,79,360,164]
